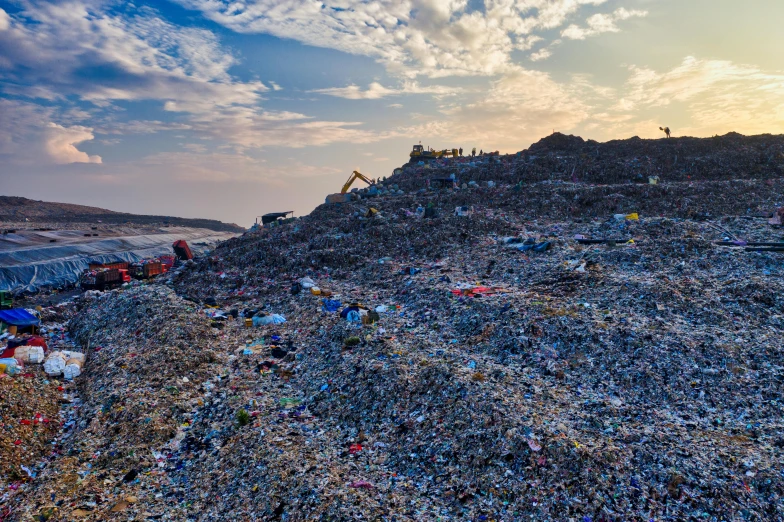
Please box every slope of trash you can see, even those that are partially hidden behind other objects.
[3,132,784,521]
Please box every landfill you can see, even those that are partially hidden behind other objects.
[2,133,784,520]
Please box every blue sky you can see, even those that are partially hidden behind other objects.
[1,0,783,226]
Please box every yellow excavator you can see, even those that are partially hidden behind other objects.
[409,144,459,162]
[341,170,376,194]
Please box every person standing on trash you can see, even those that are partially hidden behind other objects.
[472,147,476,158]
[459,147,463,156]
[479,149,483,156]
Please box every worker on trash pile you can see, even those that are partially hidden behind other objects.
[479,149,483,155]
[659,126,671,138]
[459,147,463,156]
[471,147,476,157]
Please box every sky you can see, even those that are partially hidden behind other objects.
[1,0,783,226]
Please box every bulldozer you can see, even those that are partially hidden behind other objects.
[341,170,376,194]
[409,144,459,162]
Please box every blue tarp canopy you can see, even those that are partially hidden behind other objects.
[0,308,40,327]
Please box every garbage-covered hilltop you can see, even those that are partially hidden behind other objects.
[3,132,784,521]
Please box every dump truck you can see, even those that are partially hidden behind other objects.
[160,255,176,270]
[79,268,127,291]
[172,240,194,261]
[130,260,165,279]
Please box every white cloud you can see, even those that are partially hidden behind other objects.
[530,47,553,61]
[0,1,268,110]
[269,81,283,91]
[43,123,102,164]
[311,81,460,99]
[182,143,208,153]
[97,120,193,135]
[173,0,627,77]
[0,8,10,31]
[138,150,343,184]
[405,67,592,150]
[313,82,398,100]
[0,1,394,163]
[0,99,101,165]
[609,56,784,137]
[561,7,647,40]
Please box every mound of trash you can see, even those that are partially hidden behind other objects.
[4,132,784,521]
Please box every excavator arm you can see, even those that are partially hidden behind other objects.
[341,170,376,194]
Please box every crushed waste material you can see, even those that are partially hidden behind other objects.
[2,133,784,521]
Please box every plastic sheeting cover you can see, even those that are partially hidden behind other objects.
[0,228,237,293]
[0,308,40,326]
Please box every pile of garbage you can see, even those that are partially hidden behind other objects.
[161,214,784,520]
[4,132,784,520]
[0,310,81,494]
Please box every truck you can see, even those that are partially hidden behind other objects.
[79,268,124,291]
[159,255,176,270]
[129,260,165,279]
[172,240,193,261]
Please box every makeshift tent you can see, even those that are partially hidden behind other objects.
[0,308,40,327]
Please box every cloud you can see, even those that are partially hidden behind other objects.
[609,56,784,137]
[0,99,101,165]
[173,0,625,78]
[0,1,393,163]
[561,7,647,40]
[405,68,592,150]
[311,81,460,99]
[97,120,193,135]
[138,150,343,184]
[530,47,553,62]
[0,8,10,31]
[0,1,267,110]
[43,123,102,164]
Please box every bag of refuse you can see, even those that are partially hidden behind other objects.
[322,299,342,313]
[252,314,286,326]
[44,351,68,376]
[63,351,86,364]
[299,277,316,289]
[14,346,45,364]
[0,358,22,376]
[63,358,84,380]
